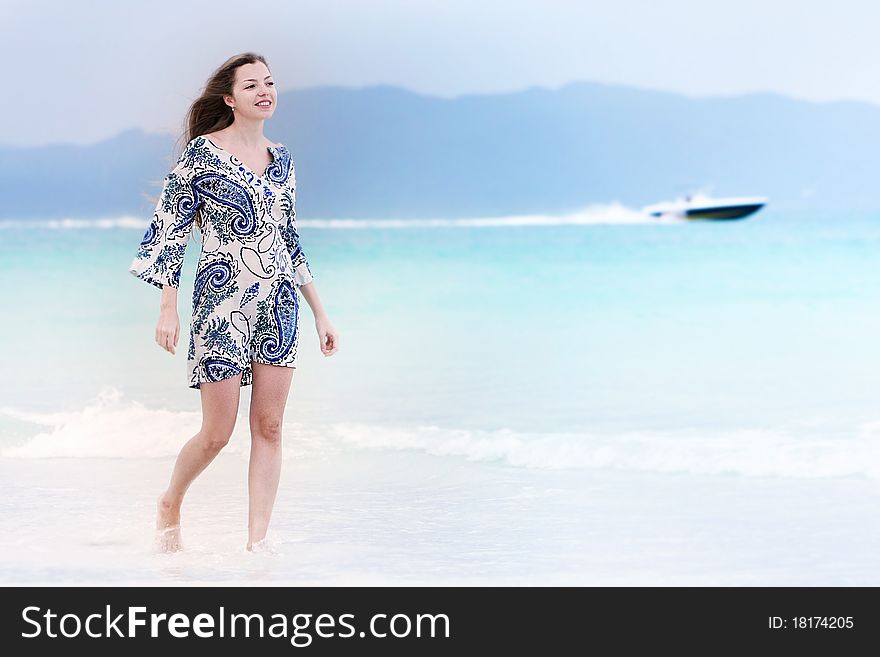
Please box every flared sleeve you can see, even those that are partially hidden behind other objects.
[129,140,203,289]
[279,160,315,287]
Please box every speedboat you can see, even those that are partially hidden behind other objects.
[642,195,767,220]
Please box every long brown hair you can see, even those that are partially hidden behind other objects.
[147,52,270,230]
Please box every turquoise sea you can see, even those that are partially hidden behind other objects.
[1,206,879,584]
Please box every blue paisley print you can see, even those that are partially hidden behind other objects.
[254,278,299,362]
[128,135,315,389]
[240,282,261,308]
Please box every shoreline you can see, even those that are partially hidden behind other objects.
[1,451,878,586]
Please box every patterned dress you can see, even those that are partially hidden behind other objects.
[129,135,314,389]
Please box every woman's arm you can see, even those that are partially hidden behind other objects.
[298,282,338,357]
[156,285,181,355]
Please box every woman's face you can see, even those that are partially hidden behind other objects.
[228,62,277,119]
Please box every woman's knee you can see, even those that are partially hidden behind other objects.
[199,416,235,451]
[251,414,283,444]
[199,421,236,450]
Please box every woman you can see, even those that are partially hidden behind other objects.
[129,53,339,553]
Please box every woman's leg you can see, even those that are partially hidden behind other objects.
[247,361,294,549]
[156,372,243,551]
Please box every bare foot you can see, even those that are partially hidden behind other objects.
[155,493,182,553]
[246,537,280,554]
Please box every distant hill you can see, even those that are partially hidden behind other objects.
[2,81,879,220]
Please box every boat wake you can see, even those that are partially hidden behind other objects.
[0,203,679,230]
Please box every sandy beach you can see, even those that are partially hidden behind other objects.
[2,447,878,586]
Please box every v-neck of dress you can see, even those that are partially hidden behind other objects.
[201,136,281,180]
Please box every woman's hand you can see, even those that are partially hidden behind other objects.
[315,315,339,357]
[156,306,180,354]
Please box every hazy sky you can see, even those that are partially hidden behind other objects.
[3,0,878,146]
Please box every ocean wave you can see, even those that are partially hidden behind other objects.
[2,389,880,479]
[0,388,210,459]
[0,204,675,231]
[326,422,880,479]
[0,388,324,460]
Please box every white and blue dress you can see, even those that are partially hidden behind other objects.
[129,135,314,389]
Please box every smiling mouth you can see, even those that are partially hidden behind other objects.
[256,101,272,107]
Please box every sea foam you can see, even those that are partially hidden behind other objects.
[3,388,880,480]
